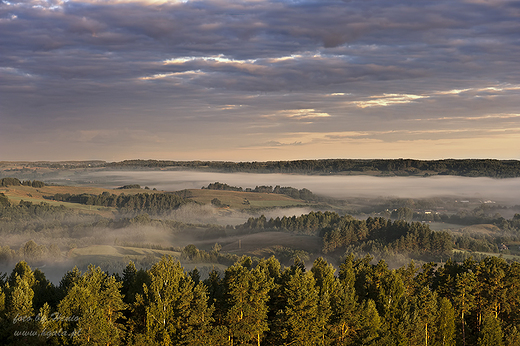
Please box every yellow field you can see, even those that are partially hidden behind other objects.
[0,185,159,217]
[70,244,181,258]
[0,184,310,218]
[185,189,309,210]
[68,244,228,273]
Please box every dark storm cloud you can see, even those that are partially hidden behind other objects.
[3,0,518,85]
[1,0,520,160]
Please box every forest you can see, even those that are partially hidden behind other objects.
[105,158,520,178]
[2,175,520,345]
[1,254,519,345]
[45,192,191,215]
[2,197,520,267]
[4,158,520,178]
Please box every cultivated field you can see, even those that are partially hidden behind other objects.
[184,189,310,210]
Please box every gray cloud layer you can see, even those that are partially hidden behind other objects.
[1,0,520,160]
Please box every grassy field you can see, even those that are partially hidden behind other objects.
[0,184,309,217]
[429,222,466,231]
[429,222,501,236]
[70,244,181,258]
[185,189,309,210]
[68,245,181,268]
[0,185,122,217]
[49,244,227,278]
[218,231,322,257]
[453,249,520,261]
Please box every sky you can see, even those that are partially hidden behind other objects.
[1,0,520,161]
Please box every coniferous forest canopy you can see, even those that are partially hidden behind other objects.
[2,253,520,345]
[107,158,520,178]
[4,158,520,177]
[1,162,520,344]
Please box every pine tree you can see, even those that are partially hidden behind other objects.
[411,287,437,346]
[33,269,58,311]
[122,261,138,304]
[475,257,507,323]
[58,266,81,299]
[478,313,504,346]
[223,258,273,345]
[311,257,337,344]
[183,282,214,345]
[57,265,126,345]
[453,271,476,346]
[8,274,34,320]
[436,297,456,346]
[137,256,213,345]
[5,274,36,345]
[503,262,520,327]
[34,302,57,346]
[357,299,382,345]
[329,278,358,345]
[281,268,322,345]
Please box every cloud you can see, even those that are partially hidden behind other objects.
[2,0,520,160]
[262,141,304,147]
[349,93,428,108]
[419,113,520,122]
[275,109,332,120]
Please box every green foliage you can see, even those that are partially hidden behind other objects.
[281,269,323,345]
[203,182,319,200]
[57,265,126,345]
[478,313,504,346]
[392,207,413,222]
[116,184,141,189]
[203,182,243,191]
[132,256,214,345]
[0,177,22,187]
[0,193,10,207]
[240,212,452,261]
[437,297,456,346]
[210,198,227,208]
[0,254,520,345]
[222,260,274,345]
[0,178,44,188]
[107,158,520,178]
[46,192,191,215]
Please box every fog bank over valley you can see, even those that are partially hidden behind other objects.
[3,167,520,284]
[165,204,312,226]
[54,170,520,204]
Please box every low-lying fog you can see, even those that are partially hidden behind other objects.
[53,170,520,205]
[168,204,312,226]
[6,169,520,282]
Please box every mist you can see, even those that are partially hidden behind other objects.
[4,168,520,284]
[49,170,520,205]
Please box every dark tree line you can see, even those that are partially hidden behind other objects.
[45,192,192,214]
[8,158,520,177]
[1,199,517,264]
[203,182,317,201]
[1,255,519,345]
[238,212,453,261]
[116,184,142,190]
[203,182,244,192]
[106,159,520,177]
[0,177,45,188]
